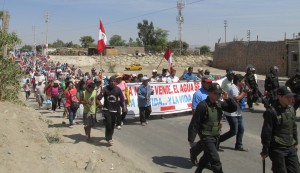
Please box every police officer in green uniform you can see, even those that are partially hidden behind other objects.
[286,67,300,111]
[245,66,261,110]
[264,66,279,107]
[189,83,237,173]
[261,86,300,173]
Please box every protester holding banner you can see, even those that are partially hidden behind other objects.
[150,69,158,82]
[98,76,126,144]
[167,69,179,83]
[182,67,196,81]
[138,76,154,126]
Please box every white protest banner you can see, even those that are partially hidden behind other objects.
[126,81,202,117]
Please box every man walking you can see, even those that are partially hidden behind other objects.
[189,83,237,173]
[264,66,280,107]
[189,76,212,165]
[261,86,300,173]
[219,74,248,151]
[80,82,97,142]
[137,76,154,126]
[97,76,126,144]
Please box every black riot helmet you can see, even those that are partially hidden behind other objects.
[270,66,279,74]
[226,69,234,81]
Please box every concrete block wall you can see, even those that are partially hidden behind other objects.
[213,41,287,76]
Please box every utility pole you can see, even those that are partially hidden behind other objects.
[176,0,185,55]
[2,10,9,58]
[44,12,49,56]
[32,26,36,53]
[247,30,251,42]
[224,20,227,43]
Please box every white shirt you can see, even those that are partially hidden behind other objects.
[224,84,242,116]
[167,75,179,83]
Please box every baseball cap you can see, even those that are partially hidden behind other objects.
[152,69,157,73]
[142,76,149,81]
[198,68,203,72]
[201,76,213,83]
[277,86,295,97]
[87,79,94,84]
[109,76,117,82]
[132,74,137,77]
[208,83,222,94]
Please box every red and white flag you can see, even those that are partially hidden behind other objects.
[97,20,107,53]
[164,48,173,71]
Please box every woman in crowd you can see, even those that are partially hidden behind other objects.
[116,73,128,129]
[51,80,60,113]
[65,80,79,127]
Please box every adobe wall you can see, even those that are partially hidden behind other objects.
[213,41,287,76]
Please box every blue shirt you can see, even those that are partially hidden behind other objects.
[137,84,152,107]
[183,73,196,80]
[192,87,208,110]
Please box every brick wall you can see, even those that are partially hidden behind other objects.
[213,41,287,76]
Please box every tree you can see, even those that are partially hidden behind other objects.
[49,39,64,48]
[79,36,94,48]
[109,35,126,46]
[128,37,143,47]
[0,30,22,101]
[20,45,32,52]
[152,28,169,52]
[199,45,211,55]
[168,40,189,50]
[0,31,21,57]
[137,20,155,50]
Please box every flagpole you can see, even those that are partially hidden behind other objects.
[100,52,103,87]
[156,56,165,70]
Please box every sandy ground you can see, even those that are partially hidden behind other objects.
[0,92,154,173]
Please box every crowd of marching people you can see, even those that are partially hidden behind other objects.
[20,54,300,172]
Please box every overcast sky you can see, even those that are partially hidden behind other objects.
[4,0,300,50]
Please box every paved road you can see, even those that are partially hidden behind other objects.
[109,107,300,173]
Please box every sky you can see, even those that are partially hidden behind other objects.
[3,0,300,50]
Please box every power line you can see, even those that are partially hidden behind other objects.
[2,0,5,10]
[52,0,205,32]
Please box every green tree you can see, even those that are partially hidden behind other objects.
[199,45,211,55]
[137,20,155,50]
[20,44,32,52]
[0,30,22,101]
[152,28,169,52]
[168,40,189,50]
[49,39,64,48]
[128,37,143,47]
[36,45,42,53]
[79,36,94,48]
[109,35,126,46]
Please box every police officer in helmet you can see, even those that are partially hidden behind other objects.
[190,83,237,173]
[245,65,261,110]
[261,86,300,173]
[264,66,280,107]
[285,67,300,111]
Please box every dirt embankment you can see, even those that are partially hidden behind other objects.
[0,93,153,173]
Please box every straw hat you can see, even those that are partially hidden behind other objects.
[115,73,123,79]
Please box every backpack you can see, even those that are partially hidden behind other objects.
[69,91,80,110]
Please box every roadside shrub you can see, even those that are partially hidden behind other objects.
[0,56,23,101]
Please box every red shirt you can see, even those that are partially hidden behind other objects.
[65,88,77,107]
